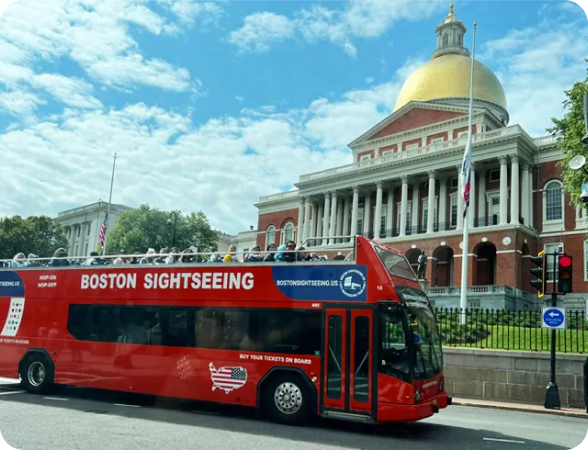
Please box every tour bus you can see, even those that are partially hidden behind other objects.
[0,236,448,426]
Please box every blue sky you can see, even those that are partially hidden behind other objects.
[0,0,587,235]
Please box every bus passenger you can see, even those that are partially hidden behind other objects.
[223,245,239,263]
[263,244,277,262]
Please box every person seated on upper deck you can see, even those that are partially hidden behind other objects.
[27,254,42,267]
[48,248,69,267]
[281,241,298,262]
[178,248,195,263]
[245,246,263,262]
[153,248,169,265]
[84,251,106,265]
[263,244,277,262]
[139,248,157,264]
[333,252,345,261]
[164,247,179,264]
[113,250,129,265]
[223,245,239,263]
[10,253,26,268]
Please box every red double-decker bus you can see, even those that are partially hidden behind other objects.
[0,236,448,425]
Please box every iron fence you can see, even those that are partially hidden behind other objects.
[434,308,588,354]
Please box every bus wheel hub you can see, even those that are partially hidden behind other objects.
[274,382,302,415]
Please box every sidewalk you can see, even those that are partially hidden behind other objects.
[452,397,588,419]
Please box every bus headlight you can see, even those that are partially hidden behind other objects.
[414,388,422,403]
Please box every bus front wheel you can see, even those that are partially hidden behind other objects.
[20,353,55,394]
[263,375,311,426]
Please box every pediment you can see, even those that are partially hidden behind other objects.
[349,102,469,148]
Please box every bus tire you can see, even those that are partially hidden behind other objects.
[263,374,311,426]
[20,353,55,394]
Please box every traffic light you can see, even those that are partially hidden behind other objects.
[530,250,545,298]
[557,254,573,294]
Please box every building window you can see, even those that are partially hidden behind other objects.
[265,226,276,247]
[457,131,468,140]
[489,169,500,182]
[381,150,393,157]
[429,137,444,148]
[283,222,295,243]
[77,226,81,237]
[450,177,458,189]
[405,143,419,151]
[380,207,387,236]
[450,196,458,227]
[87,225,91,235]
[544,243,563,282]
[357,208,364,234]
[396,202,412,231]
[84,243,89,256]
[544,180,563,222]
[360,154,371,161]
[422,198,438,227]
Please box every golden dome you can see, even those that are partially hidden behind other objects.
[394,53,507,112]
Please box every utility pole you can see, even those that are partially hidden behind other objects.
[545,252,561,409]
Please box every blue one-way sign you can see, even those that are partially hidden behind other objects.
[542,307,566,329]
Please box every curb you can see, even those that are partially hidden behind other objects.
[453,400,588,419]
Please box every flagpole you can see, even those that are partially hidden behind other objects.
[102,153,117,256]
[459,23,477,325]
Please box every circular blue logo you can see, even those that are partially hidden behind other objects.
[339,269,367,298]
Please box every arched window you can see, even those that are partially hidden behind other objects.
[545,180,563,222]
[284,223,295,243]
[442,33,449,46]
[265,225,276,248]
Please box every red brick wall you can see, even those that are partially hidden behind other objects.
[357,150,375,162]
[257,208,299,248]
[427,132,448,145]
[379,144,398,155]
[369,109,465,140]
[402,138,422,151]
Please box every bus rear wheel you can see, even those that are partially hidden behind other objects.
[21,354,54,394]
[264,375,311,426]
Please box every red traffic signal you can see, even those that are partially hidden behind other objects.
[558,254,573,294]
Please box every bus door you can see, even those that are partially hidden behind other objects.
[322,307,374,420]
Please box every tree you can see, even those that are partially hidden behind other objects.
[106,204,218,255]
[0,215,69,260]
[549,62,588,206]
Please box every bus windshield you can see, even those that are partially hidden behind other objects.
[405,302,443,380]
[373,245,418,282]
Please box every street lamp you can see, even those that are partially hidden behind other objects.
[167,212,178,249]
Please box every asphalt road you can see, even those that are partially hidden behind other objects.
[0,380,586,450]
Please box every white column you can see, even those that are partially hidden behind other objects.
[499,156,508,225]
[302,197,311,243]
[478,168,486,227]
[411,182,419,232]
[310,202,316,238]
[457,165,464,231]
[342,197,350,239]
[510,155,520,225]
[329,191,338,245]
[521,163,530,226]
[363,192,372,236]
[316,203,323,245]
[350,186,359,241]
[297,199,304,245]
[469,164,476,227]
[322,193,331,246]
[374,181,383,239]
[529,165,534,228]
[335,197,344,243]
[386,188,394,237]
[399,176,408,237]
[427,170,436,234]
[439,177,447,231]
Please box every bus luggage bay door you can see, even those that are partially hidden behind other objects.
[322,308,374,421]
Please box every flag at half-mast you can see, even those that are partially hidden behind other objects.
[98,212,108,249]
[460,132,473,218]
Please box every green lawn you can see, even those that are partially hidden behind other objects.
[442,325,588,353]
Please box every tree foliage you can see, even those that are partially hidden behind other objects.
[549,62,588,206]
[106,204,218,255]
[0,215,69,259]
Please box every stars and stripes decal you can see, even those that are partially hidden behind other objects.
[209,362,247,394]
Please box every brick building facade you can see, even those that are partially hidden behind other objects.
[255,6,587,310]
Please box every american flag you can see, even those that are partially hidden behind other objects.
[209,362,247,393]
[460,133,473,218]
[98,214,108,249]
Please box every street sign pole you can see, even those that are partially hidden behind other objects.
[545,253,561,409]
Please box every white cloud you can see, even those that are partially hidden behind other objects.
[229,0,444,55]
[228,12,295,54]
[32,74,102,109]
[480,19,588,136]
[157,0,225,26]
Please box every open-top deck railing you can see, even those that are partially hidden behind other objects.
[0,235,359,270]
